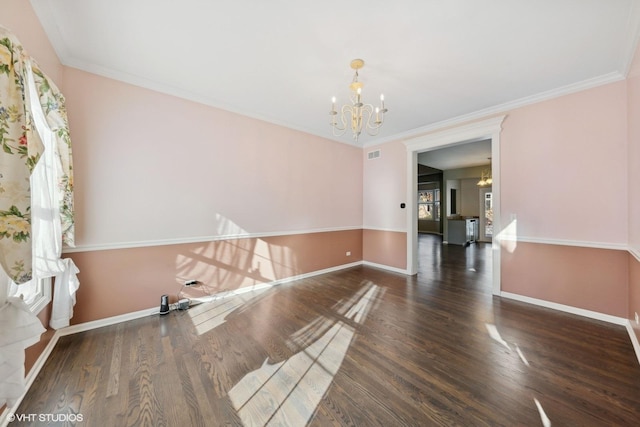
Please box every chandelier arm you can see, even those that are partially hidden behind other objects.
[330,104,352,136]
[331,126,347,137]
[342,104,353,133]
[361,104,384,136]
[360,105,373,133]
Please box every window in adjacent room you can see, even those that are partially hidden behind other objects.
[418,189,440,221]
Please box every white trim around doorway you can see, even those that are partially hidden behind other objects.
[403,115,506,295]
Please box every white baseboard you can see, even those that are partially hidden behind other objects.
[500,292,628,325]
[500,292,640,363]
[501,292,640,366]
[59,307,160,336]
[626,321,640,366]
[272,261,363,284]
[362,261,409,275]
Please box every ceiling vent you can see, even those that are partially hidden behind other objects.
[367,149,381,160]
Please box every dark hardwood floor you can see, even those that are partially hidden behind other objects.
[12,234,640,426]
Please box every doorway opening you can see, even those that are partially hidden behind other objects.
[404,116,505,295]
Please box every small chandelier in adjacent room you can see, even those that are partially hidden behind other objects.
[477,158,493,186]
[329,59,387,141]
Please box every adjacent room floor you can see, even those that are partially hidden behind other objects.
[11,234,640,426]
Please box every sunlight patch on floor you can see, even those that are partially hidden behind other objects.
[486,323,511,351]
[534,398,552,427]
[229,282,381,426]
[515,344,530,367]
[188,287,270,335]
[486,323,553,425]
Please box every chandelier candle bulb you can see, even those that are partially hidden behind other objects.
[330,97,338,125]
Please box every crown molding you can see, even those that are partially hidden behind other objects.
[368,72,625,147]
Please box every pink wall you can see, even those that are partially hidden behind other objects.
[362,141,407,232]
[630,255,640,339]
[502,243,628,317]
[57,54,366,324]
[628,45,640,253]
[501,82,628,244]
[498,82,629,319]
[361,140,408,269]
[363,229,406,270]
[65,230,362,324]
[627,43,640,339]
[63,67,362,248]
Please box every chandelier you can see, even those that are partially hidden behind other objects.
[477,158,493,186]
[329,59,387,141]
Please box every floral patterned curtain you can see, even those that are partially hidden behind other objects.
[0,27,74,284]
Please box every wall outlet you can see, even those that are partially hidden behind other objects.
[346,251,351,256]
[635,312,639,325]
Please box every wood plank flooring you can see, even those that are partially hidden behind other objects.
[11,234,640,426]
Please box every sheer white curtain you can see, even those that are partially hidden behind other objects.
[24,60,80,330]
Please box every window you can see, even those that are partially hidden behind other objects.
[418,189,440,221]
[8,277,51,314]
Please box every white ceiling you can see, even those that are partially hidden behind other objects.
[30,0,640,146]
[418,139,491,170]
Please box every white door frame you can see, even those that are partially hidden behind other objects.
[404,115,506,295]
